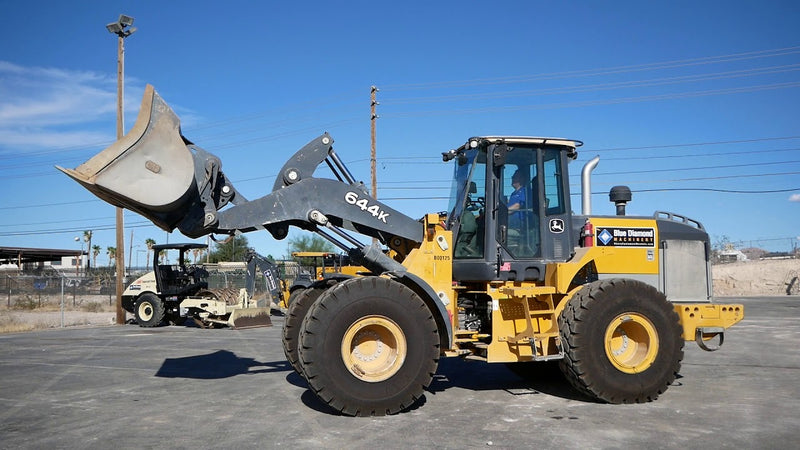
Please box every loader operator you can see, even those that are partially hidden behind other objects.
[507,169,528,229]
[505,167,541,258]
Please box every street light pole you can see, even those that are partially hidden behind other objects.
[107,14,136,325]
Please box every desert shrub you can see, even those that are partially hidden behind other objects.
[0,315,35,334]
[84,302,104,313]
[13,296,37,310]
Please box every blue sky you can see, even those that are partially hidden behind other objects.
[1,0,799,265]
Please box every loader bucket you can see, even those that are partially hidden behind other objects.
[56,84,200,233]
[228,307,273,329]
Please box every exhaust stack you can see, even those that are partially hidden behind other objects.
[581,156,600,215]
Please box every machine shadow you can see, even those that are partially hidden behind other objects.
[427,357,591,402]
[295,357,588,417]
[155,350,291,379]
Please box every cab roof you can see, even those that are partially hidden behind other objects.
[151,243,208,251]
[469,136,583,148]
[444,136,583,162]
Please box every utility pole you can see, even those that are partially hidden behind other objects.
[370,86,379,199]
[370,86,379,246]
[106,14,136,325]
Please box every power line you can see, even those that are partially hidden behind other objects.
[381,45,800,91]
[629,187,800,194]
[582,170,800,185]
[0,214,141,228]
[588,159,800,177]
[589,135,800,152]
[0,220,153,237]
[0,199,99,211]
[599,146,800,161]
[382,81,800,119]
[381,64,800,105]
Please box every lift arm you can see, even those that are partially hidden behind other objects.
[57,85,423,257]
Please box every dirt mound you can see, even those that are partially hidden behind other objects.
[712,258,799,297]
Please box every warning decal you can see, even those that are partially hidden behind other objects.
[596,227,655,248]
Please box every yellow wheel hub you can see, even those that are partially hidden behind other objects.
[604,313,659,374]
[341,315,406,382]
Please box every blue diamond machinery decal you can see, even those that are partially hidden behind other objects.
[598,229,613,246]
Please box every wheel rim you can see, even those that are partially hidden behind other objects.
[604,313,659,374]
[341,315,406,383]
[138,301,154,321]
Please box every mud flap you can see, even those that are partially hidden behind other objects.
[229,307,272,329]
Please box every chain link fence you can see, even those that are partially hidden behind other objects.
[0,263,279,311]
[1,268,137,310]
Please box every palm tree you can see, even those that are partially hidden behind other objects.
[145,238,156,270]
[107,246,116,267]
[92,245,101,269]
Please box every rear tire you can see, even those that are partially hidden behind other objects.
[282,281,332,375]
[286,288,304,307]
[558,279,683,403]
[298,277,440,416]
[134,293,165,327]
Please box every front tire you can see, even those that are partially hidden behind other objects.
[558,279,683,403]
[134,293,165,327]
[298,277,440,416]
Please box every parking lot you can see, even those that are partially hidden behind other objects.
[0,296,797,449]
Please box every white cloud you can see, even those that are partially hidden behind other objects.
[0,128,112,149]
[790,194,800,202]
[0,61,145,152]
[0,62,115,125]
[0,62,201,157]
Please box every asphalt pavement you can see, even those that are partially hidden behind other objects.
[0,296,797,449]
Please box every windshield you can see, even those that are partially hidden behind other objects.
[446,147,482,227]
[448,147,488,259]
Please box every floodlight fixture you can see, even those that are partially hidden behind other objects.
[106,22,122,34]
[106,14,136,37]
[118,14,134,27]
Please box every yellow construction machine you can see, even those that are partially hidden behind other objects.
[283,251,366,305]
[291,251,365,280]
[59,85,743,416]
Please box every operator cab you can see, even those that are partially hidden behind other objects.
[151,243,209,295]
[445,136,582,282]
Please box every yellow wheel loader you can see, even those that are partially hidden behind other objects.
[59,85,743,416]
[122,243,282,329]
[285,251,366,303]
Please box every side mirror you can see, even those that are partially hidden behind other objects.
[493,143,509,166]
